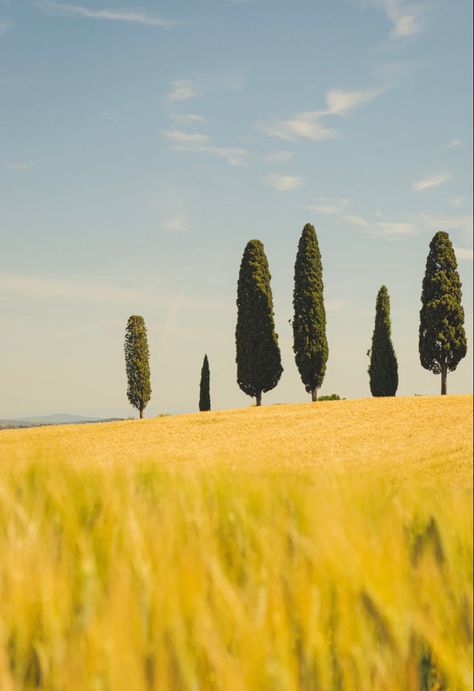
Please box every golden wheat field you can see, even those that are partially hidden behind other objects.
[0,395,472,690]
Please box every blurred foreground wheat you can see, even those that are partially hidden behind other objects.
[0,396,472,690]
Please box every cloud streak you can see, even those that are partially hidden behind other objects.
[367,0,424,38]
[454,246,473,261]
[167,80,198,103]
[163,129,248,166]
[260,87,381,142]
[36,1,176,27]
[266,174,302,191]
[412,173,452,192]
[3,160,36,172]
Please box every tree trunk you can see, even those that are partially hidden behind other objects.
[256,391,262,407]
[441,365,447,396]
[311,387,318,402]
[139,408,144,419]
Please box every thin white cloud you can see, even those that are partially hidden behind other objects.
[163,129,248,166]
[307,198,350,215]
[417,213,473,238]
[36,1,175,26]
[366,0,424,38]
[449,196,464,209]
[412,173,452,192]
[325,88,380,115]
[454,247,473,261]
[260,111,338,142]
[164,130,210,147]
[375,221,417,237]
[3,160,35,172]
[260,86,381,142]
[164,215,187,234]
[266,174,302,191]
[167,79,198,103]
[326,299,348,312]
[261,150,294,163]
[0,274,172,306]
[343,213,371,228]
[0,19,10,34]
[448,138,463,148]
[169,112,204,125]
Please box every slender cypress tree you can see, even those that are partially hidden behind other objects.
[419,231,467,395]
[124,315,151,418]
[236,239,283,406]
[199,354,211,411]
[368,286,398,397]
[293,223,328,401]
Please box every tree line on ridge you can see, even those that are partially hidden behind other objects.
[124,225,467,417]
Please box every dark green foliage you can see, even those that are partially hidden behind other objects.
[319,393,343,401]
[199,354,211,411]
[419,231,467,395]
[124,315,151,418]
[368,286,398,397]
[236,239,283,405]
[293,223,328,401]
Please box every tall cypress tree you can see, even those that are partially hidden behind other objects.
[124,315,151,418]
[419,231,467,395]
[199,354,211,411]
[293,223,328,401]
[236,239,283,406]
[368,286,398,397]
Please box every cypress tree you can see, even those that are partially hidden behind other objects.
[419,231,467,395]
[293,223,328,401]
[236,239,283,406]
[124,315,151,418]
[199,354,211,411]
[368,286,398,397]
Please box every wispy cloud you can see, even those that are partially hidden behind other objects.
[266,174,302,191]
[307,198,418,239]
[344,213,371,228]
[260,86,381,142]
[3,160,35,172]
[261,112,338,142]
[261,150,294,163]
[449,196,464,209]
[308,198,350,215]
[417,213,473,238]
[167,79,198,103]
[0,19,10,34]
[0,274,172,306]
[366,0,424,37]
[412,173,452,192]
[169,112,204,125]
[448,138,463,149]
[454,247,473,261]
[163,129,248,166]
[163,215,187,234]
[326,299,349,313]
[375,221,417,238]
[325,88,380,115]
[36,1,175,27]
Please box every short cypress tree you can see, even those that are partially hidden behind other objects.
[419,231,467,395]
[293,223,328,401]
[368,286,398,397]
[236,239,283,406]
[199,354,211,411]
[124,315,151,418]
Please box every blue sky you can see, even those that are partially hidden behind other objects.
[0,0,472,417]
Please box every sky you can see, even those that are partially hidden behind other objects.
[0,0,472,418]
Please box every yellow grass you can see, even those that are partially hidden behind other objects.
[0,395,472,690]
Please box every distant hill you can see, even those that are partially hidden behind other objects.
[0,414,122,430]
